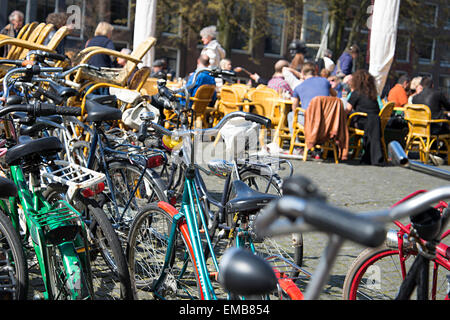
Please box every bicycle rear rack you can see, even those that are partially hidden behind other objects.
[42,160,106,200]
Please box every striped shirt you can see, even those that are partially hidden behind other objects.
[267,76,293,95]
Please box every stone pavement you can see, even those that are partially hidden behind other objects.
[27,155,449,300]
[200,157,450,300]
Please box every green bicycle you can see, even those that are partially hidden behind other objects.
[0,103,94,299]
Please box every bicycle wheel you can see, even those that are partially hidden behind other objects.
[43,184,133,300]
[103,160,167,236]
[342,244,450,300]
[127,203,201,300]
[237,170,303,270]
[87,204,134,300]
[0,212,28,300]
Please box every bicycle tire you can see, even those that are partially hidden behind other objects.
[87,204,134,300]
[0,211,28,300]
[102,160,167,234]
[127,202,201,300]
[342,244,450,300]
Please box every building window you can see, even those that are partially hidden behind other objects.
[264,4,285,56]
[440,75,450,99]
[161,13,180,36]
[36,0,56,23]
[7,0,27,19]
[422,2,438,27]
[416,36,435,64]
[110,0,131,28]
[231,4,251,52]
[440,40,450,67]
[395,34,410,62]
[302,5,326,45]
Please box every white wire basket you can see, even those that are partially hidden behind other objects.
[42,160,106,200]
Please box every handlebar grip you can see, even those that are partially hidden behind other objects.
[37,103,82,117]
[55,106,82,117]
[299,199,386,248]
[37,50,67,62]
[137,122,147,142]
[244,113,271,128]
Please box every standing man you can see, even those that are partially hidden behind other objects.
[333,44,360,78]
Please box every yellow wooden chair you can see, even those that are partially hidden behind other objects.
[72,36,157,89]
[3,22,35,59]
[245,86,292,147]
[17,23,56,59]
[188,84,217,128]
[403,104,450,165]
[347,101,395,161]
[214,84,249,121]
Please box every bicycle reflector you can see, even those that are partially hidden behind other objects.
[146,154,165,169]
[81,182,105,198]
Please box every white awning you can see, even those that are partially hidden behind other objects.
[133,0,157,67]
[368,0,401,95]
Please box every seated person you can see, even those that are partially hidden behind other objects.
[412,76,450,134]
[288,62,335,133]
[328,75,343,98]
[180,54,217,108]
[267,60,293,96]
[388,74,410,109]
[345,70,384,165]
[150,59,168,79]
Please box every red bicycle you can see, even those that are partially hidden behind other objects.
[342,142,450,300]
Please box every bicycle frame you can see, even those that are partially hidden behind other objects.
[0,163,92,299]
[84,122,166,227]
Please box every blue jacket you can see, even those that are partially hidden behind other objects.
[85,36,116,68]
[333,52,353,76]
[180,70,216,107]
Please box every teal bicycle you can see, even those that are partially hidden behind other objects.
[127,110,303,299]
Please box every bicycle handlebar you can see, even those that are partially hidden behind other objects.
[26,50,68,62]
[0,102,82,118]
[255,185,450,248]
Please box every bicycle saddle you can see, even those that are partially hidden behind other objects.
[5,136,63,166]
[85,94,117,106]
[226,180,278,214]
[18,115,64,137]
[85,99,122,123]
[11,112,63,124]
[0,176,17,198]
[48,82,78,98]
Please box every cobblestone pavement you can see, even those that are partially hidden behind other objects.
[199,158,450,300]
[28,156,450,300]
